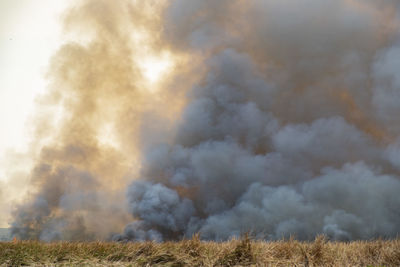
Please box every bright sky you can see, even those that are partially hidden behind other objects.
[0,0,70,227]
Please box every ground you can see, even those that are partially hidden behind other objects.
[1,235,399,266]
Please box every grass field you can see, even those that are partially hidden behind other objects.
[1,235,399,266]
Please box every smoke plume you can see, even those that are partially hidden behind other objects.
[11,0,400,241]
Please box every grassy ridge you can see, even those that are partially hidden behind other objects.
[1,235,400,266]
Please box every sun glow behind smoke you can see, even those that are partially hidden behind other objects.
[139,53,173,85]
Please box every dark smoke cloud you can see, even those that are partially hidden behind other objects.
[11,0,400,241]
[118,0,400,241]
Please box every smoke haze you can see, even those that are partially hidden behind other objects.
[10,0,400,241]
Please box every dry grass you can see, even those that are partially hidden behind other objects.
[1,235,399,266]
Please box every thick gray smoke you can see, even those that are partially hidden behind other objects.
[116,0,400,241]
[10,0,400,242]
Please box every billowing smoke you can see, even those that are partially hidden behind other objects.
[11,0,400,241]
[10,0,186,241]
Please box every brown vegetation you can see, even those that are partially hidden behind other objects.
[1,235,400,266]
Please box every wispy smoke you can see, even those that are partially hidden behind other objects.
[10,0,180,241]
[12,0,400,241]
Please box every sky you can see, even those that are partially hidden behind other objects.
[0,0,69,227]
